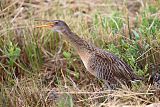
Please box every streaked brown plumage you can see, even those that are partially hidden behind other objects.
[36,20,140,88]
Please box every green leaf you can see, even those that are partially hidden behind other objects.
[4,41,21,66]
[102,17,107,29]
[63,51,71,59]
[132,30,140,40]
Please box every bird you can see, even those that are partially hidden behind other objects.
[36,20,141,89]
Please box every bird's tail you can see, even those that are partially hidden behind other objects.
[130,75,145,84]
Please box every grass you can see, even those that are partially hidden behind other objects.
[0,0,160,106]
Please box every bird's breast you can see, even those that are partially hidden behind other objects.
[77,50,91,70]
[78,50,98,77]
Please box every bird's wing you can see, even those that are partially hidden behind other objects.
[88,48,137,83]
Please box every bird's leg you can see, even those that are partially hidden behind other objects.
[103,81,115,102]
[104,81,112,90]
[104,80,117,90]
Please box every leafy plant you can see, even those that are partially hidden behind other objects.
[4,41,21,66]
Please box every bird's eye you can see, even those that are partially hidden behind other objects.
[54,21,58,25]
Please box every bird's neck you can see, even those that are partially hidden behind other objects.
[62,29,93,50]
[63,30,81,45]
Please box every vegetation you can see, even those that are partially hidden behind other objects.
[0,0,159,106]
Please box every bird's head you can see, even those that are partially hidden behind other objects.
[35,20,70,34]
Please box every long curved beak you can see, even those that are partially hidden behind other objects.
[35,20,54,28]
